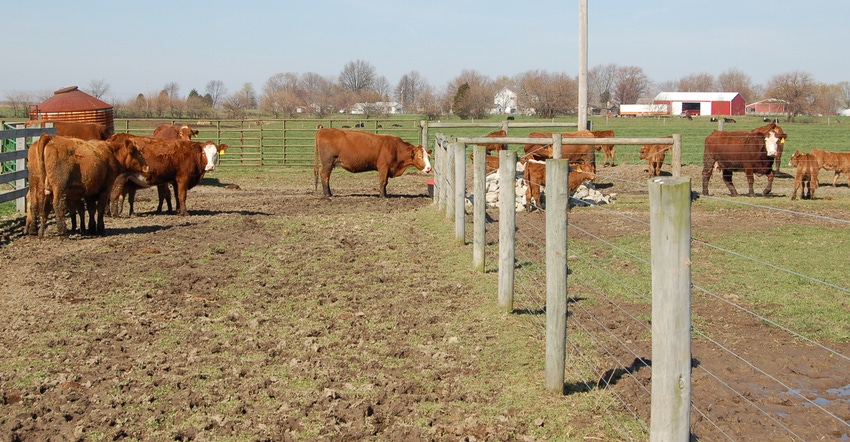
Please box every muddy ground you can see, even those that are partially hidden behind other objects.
[0,163,849,441]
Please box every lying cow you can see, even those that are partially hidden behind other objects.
[25,135,148,237]
[523,130,597,173]
[591,129,616,167]
[810,148,850,187]
[639,137,672,177]
[523,159,596,212]
[788,150,819,200]
[314,128,431,197]
[701,122,787,196]
[107,134,227,216]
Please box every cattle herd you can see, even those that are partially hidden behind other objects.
[19,117,850,237]
[24,122,227,238]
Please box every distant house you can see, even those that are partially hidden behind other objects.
[619,103,669,116]
[491,88,517,114]
[350,101,403,115]
[745,98,787,116]
[652,92,745,116]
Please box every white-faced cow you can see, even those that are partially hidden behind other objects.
[701,122,787,196]
[107,134,227,216]
[314,128,431,197]
[25,135,148,237]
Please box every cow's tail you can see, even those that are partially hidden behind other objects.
[314,129,321,191]
[31,134,51,196]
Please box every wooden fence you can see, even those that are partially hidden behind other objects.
[433,133,689,441]
[0,124,56,212]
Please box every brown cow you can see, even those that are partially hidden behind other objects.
[523,159,596,212]
[107,134,227,216]
[25,135,148,237]
[469,152,501,174]
[314,128,432,197]
[788,150,819,200]
[810,148,850,187]
[639,137,672,177]
[523,130,597,172]
[591,129,616,166]
[153,123,199,140]
[25,120,110,140]
[701,122,787,196]
[479,129,507,152]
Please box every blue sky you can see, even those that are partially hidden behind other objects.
[3,1,848,102]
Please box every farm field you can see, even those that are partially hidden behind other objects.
[1,117,850,439]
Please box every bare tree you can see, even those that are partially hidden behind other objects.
[448,70,494,119]
[588,63,618,108]
[612,66,651,105]
[88,79,110,100]
[515,70,578,118]
[811,83,841,116]
[395,71,428,114]
[836,81,850,110]
[301,72,337,117]
[260,72,302,117]
[677,72,716,92]
[717,67,754,102]
[205,80,227,108]
[222,82,258,118]
[765,71,817,121]
[3,91,33,118]
[162,82,181,99]
[373,76,391,101]
[338,60,377,94]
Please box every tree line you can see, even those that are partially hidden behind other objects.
[4,60,849,121]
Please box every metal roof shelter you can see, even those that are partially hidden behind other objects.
[28,86,114,133]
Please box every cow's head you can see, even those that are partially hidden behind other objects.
[202,142,227,171]
[788,150,803,167]
[757,123,787,157]
[413,145,432,173]
[178,124,199,140]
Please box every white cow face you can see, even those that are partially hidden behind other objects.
[420,146,432,173]
[764,130,782,157]
[203,142,220,171]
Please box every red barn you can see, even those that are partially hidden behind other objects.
[745,98,787,116]
[652,92,745,116]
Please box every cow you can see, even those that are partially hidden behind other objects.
[523,159,596,212]
[469,152,501,174]
[479,129,507,152]
[591,129,616,166]
[523,130,597,173]
[25,120,110,140]
[25,135,148,237]
[106,134,227,216]
[810,148,850,187]
[723,118,737,123]
[701,122,787,196]
[639,137,672,177]
[788,150,819,200]
[314,128,431,198]
[153,123,199,140]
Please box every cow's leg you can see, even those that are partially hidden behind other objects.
[609,147,616,167]
[53,192,68,237]
[25,190,38,236]
[108,174,128,217]
[83,198,97,234]
[721,169,740,196]
[127,187,138,216]
[176,182,189,216]
[94,193,108,235]
[156,184,173,213]
[762,170,774,196]
[377,170,390,198]
[320,163,334,197]
[701,163,714,196]
[834,171,841,187]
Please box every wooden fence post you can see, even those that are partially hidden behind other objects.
[649,176,692,442]
[445,139,455,222]
[453,142,466,244]
[552,133,562,159]
[545,158,570,393]
[433,134,447,210]
[472,144,486,272]
[671,134,682,178]
[498,150,517,311]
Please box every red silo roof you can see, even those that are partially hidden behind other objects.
[36,86,112,112]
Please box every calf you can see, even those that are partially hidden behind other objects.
[639,137,672,177]
[25,135,148,237]
[810,148,850,187]
[788,150,819,200]
[591,129,616,166]
[523,159,596,212]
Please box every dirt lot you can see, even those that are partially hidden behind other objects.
[1,163,849,441]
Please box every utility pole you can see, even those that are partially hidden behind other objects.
[578,0,588,129]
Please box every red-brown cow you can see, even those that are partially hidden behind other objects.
[523,159,596,212]
[107,134,227,216]
[314,128,432,197]
[479,129,507,152]
[469,152,501,174]
[702,122,787,196]
[788,150,819,200]
[153,123,199,140]
[591,129,616,167]
[522,130,597,173]
[25,135,148,237]
[25,120,111,141]
[810,148,850,187]
[639,138,672,177]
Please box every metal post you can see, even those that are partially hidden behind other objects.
[498,150,517,311]
[649,176,692,442]
[545,158,570,393]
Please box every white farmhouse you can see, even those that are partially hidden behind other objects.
[350,101,404,115]
[491,88,517,114]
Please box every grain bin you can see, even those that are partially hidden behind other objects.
[28,86,114,134]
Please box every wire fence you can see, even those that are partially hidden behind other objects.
[439,133,850,441]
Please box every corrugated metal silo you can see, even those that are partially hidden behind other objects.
[28,86,114,134]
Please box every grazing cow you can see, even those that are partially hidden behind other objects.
[25,120,110,140]
[701,122,787,196]
[523,159,596,212]
[639,139,671,177]
[710,117,718,122]
[107,134,227,216]
[153,123,199,140]
[25,135,148,237]
[591,129,616,166]
[314,128,431,197]
[355,122,365,128]
[788,150,819,200]
[810,148,850,186]
[523,130,597,172]
[506,116,515,120]
[723,118,736,123]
